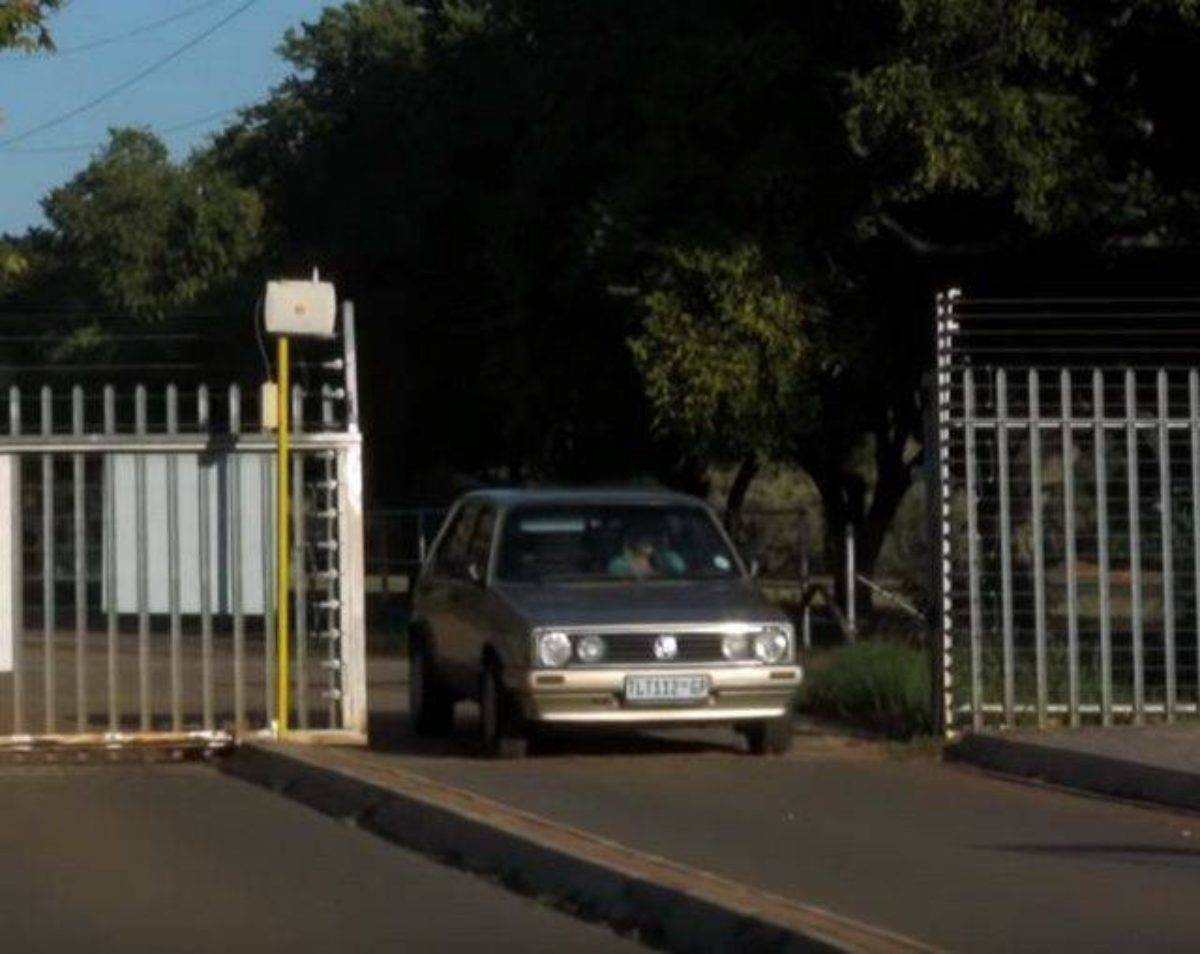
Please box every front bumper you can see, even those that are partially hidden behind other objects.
[511,665,803,724]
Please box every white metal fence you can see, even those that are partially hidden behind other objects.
[936,292,1200,730]
[0,306,366,749]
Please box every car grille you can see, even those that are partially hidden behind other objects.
[580,632,727,665]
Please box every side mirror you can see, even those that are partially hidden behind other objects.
[467,561,485,586]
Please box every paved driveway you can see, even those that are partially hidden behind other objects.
[368,655,1200,953]
[0,762,640,953]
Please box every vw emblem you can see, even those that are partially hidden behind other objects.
[653,634,679,661]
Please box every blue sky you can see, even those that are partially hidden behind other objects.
[0,0,343,234]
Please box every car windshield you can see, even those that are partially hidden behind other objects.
[496,503,741,583]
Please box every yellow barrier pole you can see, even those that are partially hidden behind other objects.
[276,335,291,734]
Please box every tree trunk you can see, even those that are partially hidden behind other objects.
[723,454,759,537]
[809,434,917,628]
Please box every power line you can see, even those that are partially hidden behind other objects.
[2,0,234,58]
[0,102,256,155]
[0,0,262,150]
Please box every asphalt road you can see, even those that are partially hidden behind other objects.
[0,763,641,954]
[369,656,1200,953]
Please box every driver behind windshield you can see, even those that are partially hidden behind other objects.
[607,524,685,578]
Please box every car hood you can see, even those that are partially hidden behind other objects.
[493,580,788,628]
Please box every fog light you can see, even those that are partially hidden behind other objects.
[576,634,606,663]
[536,630,573,668]
[753,628,790,664]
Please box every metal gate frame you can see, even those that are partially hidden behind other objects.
[0,304,366,750]
[935,290,1200,733]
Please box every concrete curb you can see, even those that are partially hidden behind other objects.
[947,733,1200,813]
[221,742,936,954]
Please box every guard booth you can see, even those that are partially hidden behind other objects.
[0,304,366,749]
[935,292,1200,732]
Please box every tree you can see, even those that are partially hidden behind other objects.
[5,128,263,320]
[61,0,1200,589]
[0,0,60,52]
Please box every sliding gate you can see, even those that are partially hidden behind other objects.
[0,305,366,748]
[936,292,1200,731]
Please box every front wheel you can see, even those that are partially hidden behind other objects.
[409,636,454,736]
[744,716,793,756]
[479,659,528,759]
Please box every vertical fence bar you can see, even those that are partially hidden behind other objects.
[1094,371,1113,725]
[338,443,368,736]
[1158,369,1176,722]
[41,386,55,734]
[1126,369,1145,724]
[1061,370,1080,726]
[104,386,117,734]
[293,386,309,729]
[9,386,24,735]
[198,385,214,731]
[229,386,245,732]
[845,523,856,642]
[166,384,182,732]
[1029,370,1048,727]
[799,549,812,650]
[72,386,86,732]
[134,385,150,731]
[1191,370,1200,712]
[261,454,276,728]
[997,370,1016,725]
[964,370,983,730]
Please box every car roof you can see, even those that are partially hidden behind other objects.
[455,487,712,510]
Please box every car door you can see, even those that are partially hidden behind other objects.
[415,502,479,692]
[452,504,499,674]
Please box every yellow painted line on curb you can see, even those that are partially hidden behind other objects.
[247,741,941,954]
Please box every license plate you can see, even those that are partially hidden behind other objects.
[624,674,710,704]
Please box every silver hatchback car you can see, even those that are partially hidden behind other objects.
[408,489,803,756]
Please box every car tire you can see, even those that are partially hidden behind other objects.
[409,636,454,737]
[479,658,528,759]
[744,716,793,756]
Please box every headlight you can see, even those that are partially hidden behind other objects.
[535,630,573,668]
[576,634,606,663]
[753,626,791,664]
[721,632,751,660]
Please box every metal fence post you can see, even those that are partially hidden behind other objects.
[338,443,367,736]
[1094,371,1113,725]
[72,386,86,732]
[997,369,1016,726]
[135,385,150,731]
[41,386,55,734]
[1191,370,1200,714]
[1029,369,1048,727]
[1157,369,1176,722]
[104,386,117,734]
[845,522,856,642]
[1126,369,1145,724]
[964,369,983,731]
[1061,370,1080,726]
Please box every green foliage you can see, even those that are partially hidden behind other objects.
[632,246,824,461]
[19,128,262,319]
[0,0,60,53]
[800,642,933,739]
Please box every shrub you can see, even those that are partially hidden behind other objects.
[799,642,933,739]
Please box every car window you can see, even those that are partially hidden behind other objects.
[466,506,497,577]
[431,503,480,580]
[496,504,741,583]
